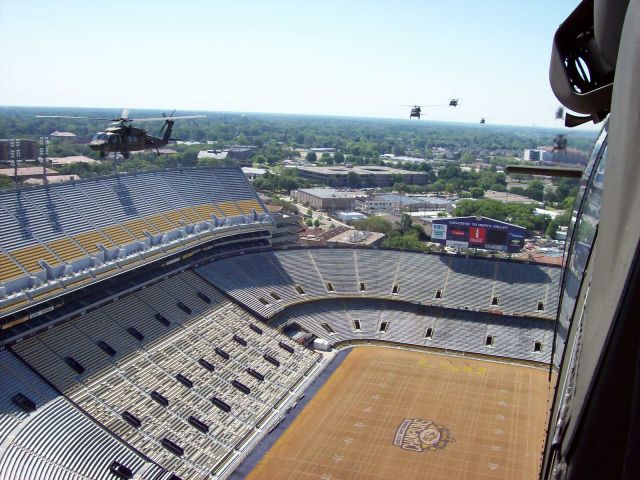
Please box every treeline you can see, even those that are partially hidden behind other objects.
[1,106,598,158]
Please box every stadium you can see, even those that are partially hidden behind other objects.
[0,166,561,479]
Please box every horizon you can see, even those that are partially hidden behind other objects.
[0,104,598,137]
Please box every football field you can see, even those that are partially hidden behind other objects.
[247,346,553,480]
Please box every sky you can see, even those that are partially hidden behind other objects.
[0,0,585,127]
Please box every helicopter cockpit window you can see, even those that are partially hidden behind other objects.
[92,133,108,142]
[554,121,608,365]
[108,135,120,144]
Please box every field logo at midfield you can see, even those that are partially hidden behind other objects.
[393,418,453,452]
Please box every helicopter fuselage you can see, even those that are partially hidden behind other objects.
[89,123,172,159]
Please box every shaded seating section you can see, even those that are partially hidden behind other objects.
[273,298,555,363]
[198,249,561,320]
[0,166,270,302]
[13,270,321,480]
[0,350,167,480]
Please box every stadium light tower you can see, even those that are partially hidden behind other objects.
[40,136,49,185]
[9,139,21,186]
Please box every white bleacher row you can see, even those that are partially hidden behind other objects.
[12,270,321,480]
[0,350,168,480]
[198,248,562,320]
[0,166,265,253]
[274,298,555,364]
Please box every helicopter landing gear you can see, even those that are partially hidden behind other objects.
[99,151,105,159]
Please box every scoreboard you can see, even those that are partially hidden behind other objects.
[431,216,526,253]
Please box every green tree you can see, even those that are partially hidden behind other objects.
[320,152,332,164]
[334,152,345,164]
[399,213,413,234]
[461,152,474,164]
[526,179,545,201]
[470,187,485,198]
[313,218,320,228]
[0,176,14,189]
[306,151,317,162]
[353,216,393,234]
[278,177,300,192]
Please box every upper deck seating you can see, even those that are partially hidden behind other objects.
[0,167,271,307]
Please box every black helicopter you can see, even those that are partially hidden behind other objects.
[405,104,442,119]
[449,98,459,107]
[552,133,567,152]
[37,109,205,159]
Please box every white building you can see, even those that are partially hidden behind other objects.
[242,167,267,180]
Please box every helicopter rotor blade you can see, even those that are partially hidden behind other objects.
[36,115,112,120]
[126,115,206,123]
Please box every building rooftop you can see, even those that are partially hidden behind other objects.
[198,150,228,160]
[483,190,539,204]
[24,175,81,185]
[0,167,59,177]
[50,131,76,137]
[326,229,385,246]
[296,165,420,175]
[297,187,360,199]
[377,194,453,205]
[242,167,267,175]
[49,155,98,165]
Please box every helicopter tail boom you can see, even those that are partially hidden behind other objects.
[161,120,174,143]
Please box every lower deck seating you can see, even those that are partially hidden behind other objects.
[12,270,321,480]
[0,350,167,480]
[273,298,555,363]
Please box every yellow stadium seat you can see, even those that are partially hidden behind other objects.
[217,202,242,216]
[11,245,60,272]
[144,214,174,234]
[74,230,112,253]
[178,207,203,224]
[160,211,184,228]
[0,254,25,282]
[48,237,87,262]
[101,225,136,246]
[124,219,158,239]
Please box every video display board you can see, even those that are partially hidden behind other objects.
[431,217,525,253]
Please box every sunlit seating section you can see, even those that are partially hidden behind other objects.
[0,167,269,288]
[199,249,560,320]
[12,270,320,479]
[0,350,166,480]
